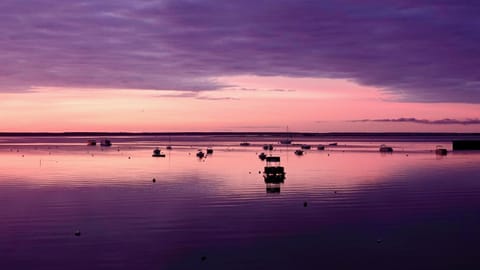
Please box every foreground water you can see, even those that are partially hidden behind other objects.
[1,136,480,269]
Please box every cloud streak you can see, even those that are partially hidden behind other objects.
[1,0,480,102]
[351,118,480,125]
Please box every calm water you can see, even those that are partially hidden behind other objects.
[1,136,480,269]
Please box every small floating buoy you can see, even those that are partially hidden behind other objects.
[258,171,261,174]
[74,230,81,236]
[201,256,207,262]
[152,178,156,183]
[249,171,251,174]
[376,239,382,244]
[128,156,131,159]
[303,201,308,207]
[334,190,338,194]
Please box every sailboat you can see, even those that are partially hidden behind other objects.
[279,126,293,144]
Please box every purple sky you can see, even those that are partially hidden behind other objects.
[1,0,480,102]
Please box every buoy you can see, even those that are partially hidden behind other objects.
[376,239,382,244]
[201,256,207,262]
[303,201,308,207]
[128,156,131,159]
[152,178,156,183]
[74,230,81,236]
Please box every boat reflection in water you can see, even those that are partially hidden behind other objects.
[263,156,286,193]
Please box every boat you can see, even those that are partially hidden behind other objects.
[263,144,274,151]
[152,148,166,157]
[279,126,293,144]
[328,142,338,146]
[166,136,172,150]
[435,145,448,156]
[196,150,205,158]
[317,145,325,150]
[258,152,267,160]
[87,140,97,146]
[379,144,393,153]
[452,140,480,150]
[100,139,112,147]
[279,139,292,145]
[263,156,285,183]
[206,148,213,154]
[301,144,311,150]
[294,150,304,156]
[240,142,250,146]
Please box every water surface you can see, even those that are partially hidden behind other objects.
[1,136,479,269]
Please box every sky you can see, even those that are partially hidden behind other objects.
[1,0,480,132]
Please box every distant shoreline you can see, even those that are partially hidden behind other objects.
[1,132,479,137]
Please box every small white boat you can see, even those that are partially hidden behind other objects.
[379,144,393,153]
[152,148,166,157]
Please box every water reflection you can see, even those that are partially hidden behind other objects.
[1,137,480,269]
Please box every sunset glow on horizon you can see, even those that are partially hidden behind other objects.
[1,0,479,133]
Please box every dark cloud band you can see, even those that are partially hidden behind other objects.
[1,0,479,102]
[351,118,480,125]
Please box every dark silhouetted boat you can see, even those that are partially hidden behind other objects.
[152,148,166,157]
[196,150,205,158]
[294,150,304,156]
[452,140,480,150]
[301,144,311,150]
[328,142,338,146]
[258,152,267,160]
[206,148,213,154]
[317,145,325,150]
[379,144,393,153]
[263,156,285,183]
[240,142,250,146]
[263,144,274,151]
[279,139,292,145]
[100,139,112,147]
[87,140,97,146]
[435,145,448,156]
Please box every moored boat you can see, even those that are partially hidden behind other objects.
[294,150,304,156]
[379,144,393,153]
[435,145,448,156]
[152,148,166,157]
[100,139,112,147]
